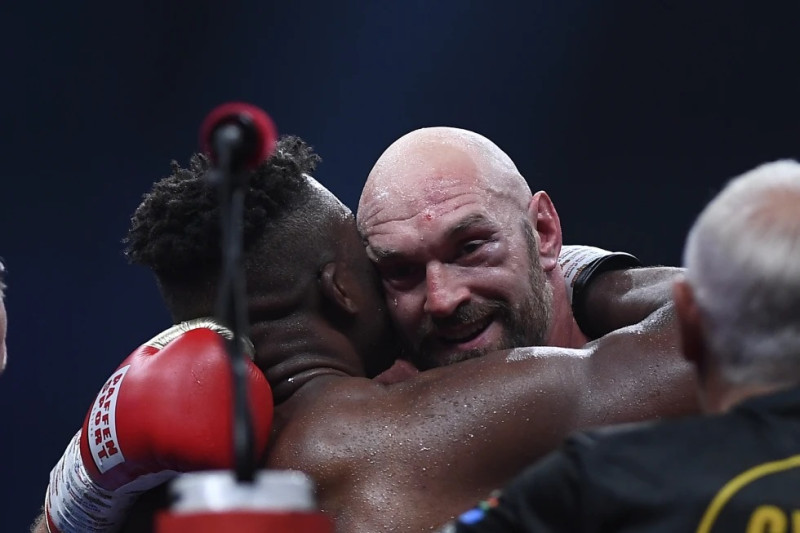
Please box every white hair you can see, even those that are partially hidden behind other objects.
[683,160,800,386]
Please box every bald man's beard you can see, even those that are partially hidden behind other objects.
[408,224,553,369]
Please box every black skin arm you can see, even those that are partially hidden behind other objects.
[265,304,698,533]
[579,266,684,337]
[32,270,694,533]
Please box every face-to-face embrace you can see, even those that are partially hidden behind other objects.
[358,128,555,369]
[245,175,399,384]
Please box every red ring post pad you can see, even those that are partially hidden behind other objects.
[200,102,278,172]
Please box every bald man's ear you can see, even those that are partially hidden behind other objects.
[528,191,562,272]
[319,262,359,315]
[673,279,706,370]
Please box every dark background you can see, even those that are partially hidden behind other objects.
[1,1,798,529]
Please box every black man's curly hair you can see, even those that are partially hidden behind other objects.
[124,135,321,287]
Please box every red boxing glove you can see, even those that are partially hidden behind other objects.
[45,319,273,533]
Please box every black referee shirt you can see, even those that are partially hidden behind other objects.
[439,386,800,532]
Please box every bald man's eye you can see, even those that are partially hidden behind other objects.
[460,240,488,257]
[379,263,423,290]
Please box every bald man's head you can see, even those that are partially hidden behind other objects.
[357,127,561,368]
[358,127,531,231]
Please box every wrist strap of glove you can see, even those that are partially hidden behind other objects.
[45,431,176,533]
[559,245,641,339]
[45,431,135,533]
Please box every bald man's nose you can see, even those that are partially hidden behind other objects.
[423,262,469,317]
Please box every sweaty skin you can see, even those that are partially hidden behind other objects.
[358,128,584,369]
[107,304,693,533]
[265,161,696,532]
[36,159,698,533]
[266,304,693,533]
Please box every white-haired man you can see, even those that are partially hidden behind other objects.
[438,159,800,532]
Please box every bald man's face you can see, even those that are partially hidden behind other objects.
[358,142,552,369]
